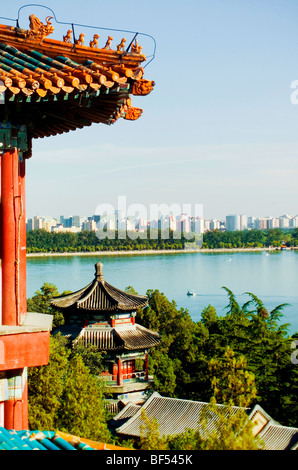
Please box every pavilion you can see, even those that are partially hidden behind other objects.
[0,9,154,429]
[51,262,161,412]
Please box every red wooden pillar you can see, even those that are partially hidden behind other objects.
[22,373,28,428]
[0,155,2,326]
[0,155,2,262]
[5,369,28,430]
[18,158,27,322]
[1,146,28,430]
[1,148,26,326]
[112,362,118,381]
[117,357,122,386]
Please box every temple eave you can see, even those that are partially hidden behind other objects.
[0,18,154,142]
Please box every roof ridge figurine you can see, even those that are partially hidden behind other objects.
[28,14,54,41]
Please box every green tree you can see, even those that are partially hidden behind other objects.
[58,354,110,441]
[208,346,257,407]
[139,409,168,450]
[28,335,111,442]
[149,352,176,396]
[27,282,66,328]
[137,289,201,398]
[196,402,261,450]
[28,335,70,430]
[70,343,106,377]
[195,288,297,426]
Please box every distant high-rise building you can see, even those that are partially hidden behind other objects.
[247,216,257,229]
[92,215,101,224]
[33,216,43,230]
[71,215,81,228]
[289,216,298,228]
[240,214,247,230]
[26,218,33,232]
[63,217,71,228]
[279,215,290,228]
[269,218,280,229]
[204,219,211,231]
[256,218,268,230]
[210,219,220,230]
[226,214,240,231]
[196,218,205,233]
[82,220,97,231]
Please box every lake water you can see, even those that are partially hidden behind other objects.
[26,250,298,335]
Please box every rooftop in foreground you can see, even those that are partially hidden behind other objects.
[0,11,155,150]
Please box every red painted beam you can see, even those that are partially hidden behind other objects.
[0,330,50,371]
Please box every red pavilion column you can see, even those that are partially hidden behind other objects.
[18,158,27,323]
[1,147,26,325]
[1,142,28,430]
[117,357,123,386]
[145,353,149,381]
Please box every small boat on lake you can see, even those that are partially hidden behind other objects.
[187,290,196,296]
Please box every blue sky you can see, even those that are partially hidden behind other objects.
[2,1,298,220]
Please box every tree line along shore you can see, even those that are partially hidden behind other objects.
[25,227,298,255]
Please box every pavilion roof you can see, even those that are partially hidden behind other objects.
[54,322,161,351]
[0,15,154,149]
[51,262,149,313]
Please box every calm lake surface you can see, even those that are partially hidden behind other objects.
[27,250,298,335]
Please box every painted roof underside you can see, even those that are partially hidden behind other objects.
[0,20,154,145]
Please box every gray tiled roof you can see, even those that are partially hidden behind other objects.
[59,323,161,351]
[257,423,298,450]
[114,402,142,420]
[51,262,148,313]
[115,324,161,350]
[115,392,243,439]
[114,393,298,450]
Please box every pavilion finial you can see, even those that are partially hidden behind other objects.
[95,262,104,280]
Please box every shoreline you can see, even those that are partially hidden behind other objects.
[26,246,292,258]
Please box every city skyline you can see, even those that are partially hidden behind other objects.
[2,1,297,220]
[26,210,298,235]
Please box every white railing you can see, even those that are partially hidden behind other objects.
[102,371,146,383]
